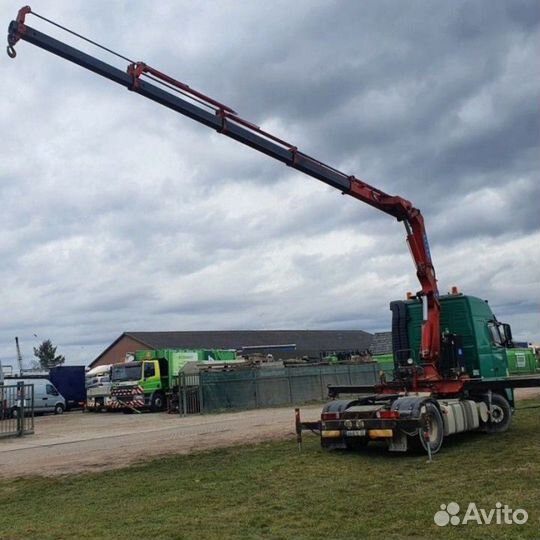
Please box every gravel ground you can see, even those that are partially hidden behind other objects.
[0,405,322,479]
[1,388,537,479]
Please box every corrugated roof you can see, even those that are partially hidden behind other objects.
[90,329,374,367]
[126,330,373,352]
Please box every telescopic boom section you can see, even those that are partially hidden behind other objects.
[7,7,441,367]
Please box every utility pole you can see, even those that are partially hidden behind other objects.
[15,337,23,375]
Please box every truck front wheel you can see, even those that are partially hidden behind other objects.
[409,402,444,455]
[485,394,512,434]
[151,392,165,412]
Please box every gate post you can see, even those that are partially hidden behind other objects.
[16,382,24,436]
[198,375,203,414]
[180,373,187,417]
[29,383,34,434]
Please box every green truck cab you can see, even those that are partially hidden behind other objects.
[375,294,538,378]
[389,291,537,408]
[110,358,168,411]
[110,348,238,411]
[302,291,540,455]
[396,293,511,378]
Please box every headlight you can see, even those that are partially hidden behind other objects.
[344,419,353,429]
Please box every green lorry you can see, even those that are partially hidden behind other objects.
[505,348,538,374]
[374,297,538,377]
[297,290,540,454]
[110,349,238,412]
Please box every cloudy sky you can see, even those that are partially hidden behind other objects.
[1,0,538,367]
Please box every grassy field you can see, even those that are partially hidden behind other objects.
[0,402,538,540]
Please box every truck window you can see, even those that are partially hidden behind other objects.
[46,384,59,396]
[144,363,155,378]
[488,322,503,347]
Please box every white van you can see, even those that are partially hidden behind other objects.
[7,378,66,417]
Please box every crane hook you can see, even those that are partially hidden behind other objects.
[7,44,17,58]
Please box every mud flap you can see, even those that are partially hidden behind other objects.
[388,430,408,452]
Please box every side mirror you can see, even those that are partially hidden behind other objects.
[502,323,513,347]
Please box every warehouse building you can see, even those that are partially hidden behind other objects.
[89,330,374,369]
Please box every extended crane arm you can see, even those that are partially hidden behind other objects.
[7,8,441,367]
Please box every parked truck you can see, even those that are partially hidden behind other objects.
[85,364,113,411]
[110,349,238,412]
[506,347,539,375]
[7,7,540,451]
[296,290,540,454]
[48,365,86,410]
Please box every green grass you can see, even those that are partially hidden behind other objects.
[0,402,539,540]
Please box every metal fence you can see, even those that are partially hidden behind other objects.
[178,373,202,415]
[179,363,385,414]
[0,382,34,438]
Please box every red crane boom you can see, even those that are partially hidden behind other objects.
[7,6,442,383]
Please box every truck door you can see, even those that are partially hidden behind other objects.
[142,361,161,394]
[486,322,508,378]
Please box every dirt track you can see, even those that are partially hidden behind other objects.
[0,405,322,479]
[1,388,538,479]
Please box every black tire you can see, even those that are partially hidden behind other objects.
[409,402,444,455]
[54,403,65,415]
[151,392,165,412]
[485,393,512,434]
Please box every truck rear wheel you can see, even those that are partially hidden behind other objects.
[485,394,512,434]
[409,402,444,455]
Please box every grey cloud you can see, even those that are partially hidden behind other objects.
[1,0,538,365]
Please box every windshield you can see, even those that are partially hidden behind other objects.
[111,362,142,382]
